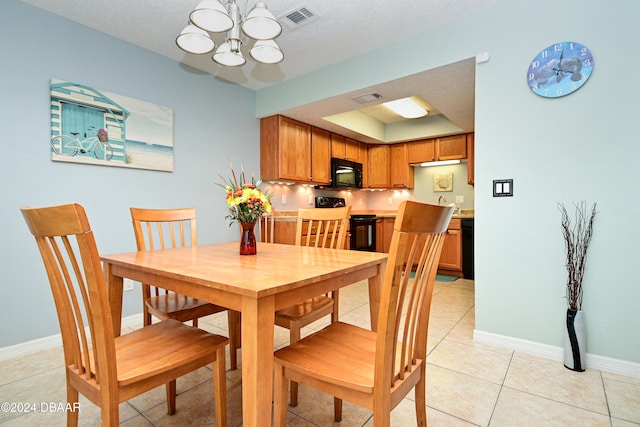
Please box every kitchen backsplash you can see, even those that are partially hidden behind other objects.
[266,163,474,212]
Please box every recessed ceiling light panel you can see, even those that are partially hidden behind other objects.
[382,97,428,119]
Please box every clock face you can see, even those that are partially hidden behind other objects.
[527,41,594,98]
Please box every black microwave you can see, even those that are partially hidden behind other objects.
[330,157,363,189]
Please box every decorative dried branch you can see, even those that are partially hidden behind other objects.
[558,201,597,311]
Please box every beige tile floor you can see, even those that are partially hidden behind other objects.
[1,278,638,426]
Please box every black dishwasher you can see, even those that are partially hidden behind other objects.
[462,218,474,279]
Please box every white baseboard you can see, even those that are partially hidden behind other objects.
[474,329,640,379]
[0,314,143,362]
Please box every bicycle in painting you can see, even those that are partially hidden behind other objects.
[51,127,113,160]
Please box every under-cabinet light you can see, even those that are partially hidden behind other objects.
[418,160,461,167]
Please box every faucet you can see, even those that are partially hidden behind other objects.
[438,195,447,205]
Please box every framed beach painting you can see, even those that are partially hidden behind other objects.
[50,78,174,172]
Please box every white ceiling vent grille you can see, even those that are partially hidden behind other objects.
[351,93,382,104]
[279,6,319,29]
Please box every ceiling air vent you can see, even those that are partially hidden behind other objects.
[279,6,319,29]
[351,93,382,104]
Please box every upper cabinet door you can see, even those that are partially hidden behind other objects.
[330,133,346,159]
[260,115,311,182]
[311,127,331,184]
[435,134,467,160]
[367,144,390,188]
[390,143,414,188]
[408,139,435,164]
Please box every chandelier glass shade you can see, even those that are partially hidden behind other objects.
[176,0,283,67]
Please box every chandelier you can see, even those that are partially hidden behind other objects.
[176,0,283,67]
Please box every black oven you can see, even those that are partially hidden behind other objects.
[315,197,377,252]
[349,214,376,251]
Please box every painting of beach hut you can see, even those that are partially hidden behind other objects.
[50,78,174,172]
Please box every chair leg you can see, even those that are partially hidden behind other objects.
[192,318,199,327]
[66,383,79,427]
[288,324,301,407]
[101,395,120,427]
[228,310,241,370]
[334,397,343,422]
[331,290,340,323]
[144,310,152,327]
[273,363,288,427]
[415,374,427,426]
[166,380,177,415]
[212,347,227,427]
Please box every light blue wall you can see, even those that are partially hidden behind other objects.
[4,0,639,366]
[1,1,259,347]
[256,0,640,364]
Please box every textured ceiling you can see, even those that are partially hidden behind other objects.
[21,0,496,142]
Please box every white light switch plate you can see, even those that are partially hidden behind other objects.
[456,196,464,204]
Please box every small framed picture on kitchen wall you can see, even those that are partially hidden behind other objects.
[433,172,453,192]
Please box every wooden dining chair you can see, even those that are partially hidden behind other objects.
[21,203,228,426]
[274,205,351,406]
[130,207,241,370]
[273,201,454,426]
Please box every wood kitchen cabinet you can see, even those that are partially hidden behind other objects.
[436,134,467,160]
[260,115,329,184]
[390,143,414,188]
[367,144,390,188]
[407,134,467,164]
[331,134,361,162]
[376,217,395,253]
[438,218,463,274]
[311,127,331,184]
[408,138,435,163]
[466,133,474,185]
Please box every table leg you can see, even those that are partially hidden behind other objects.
[104,262,123,337]
[241,295,275,426]
[368,260,386,332]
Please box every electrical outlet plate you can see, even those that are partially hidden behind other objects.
[123,278,135,291]
[455,195,464,204]
[281,194,287,204]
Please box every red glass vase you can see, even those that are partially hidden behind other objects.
[239,221,257,255]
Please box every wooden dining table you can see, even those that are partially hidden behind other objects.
[101,241,387,426]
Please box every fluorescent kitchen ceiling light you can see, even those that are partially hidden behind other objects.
[382,97,428,119]
[419,160,461,167]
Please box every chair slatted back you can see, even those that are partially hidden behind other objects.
[130,207,197,297]
[375,201,453,391]
[259,211,275,243]
[21,204,116,387]
[295,207,351,249]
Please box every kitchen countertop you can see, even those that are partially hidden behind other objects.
[272,209,474,220]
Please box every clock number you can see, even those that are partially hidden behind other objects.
[553,43,563,52]
[540,50,549,59]
[530,60,540,69]
[528,72,535,81]
[583,58,592,67]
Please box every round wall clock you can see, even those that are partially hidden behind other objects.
[527,41,594,98]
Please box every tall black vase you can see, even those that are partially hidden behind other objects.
[563,308,586,372]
